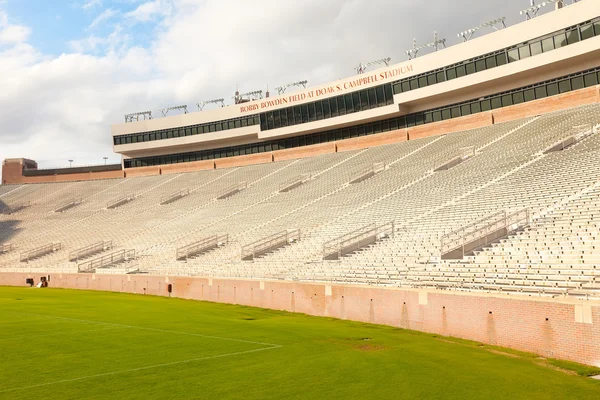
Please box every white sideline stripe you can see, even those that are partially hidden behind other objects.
[0,346,281,394]
[0,325,126,341]
[6,311,281,347]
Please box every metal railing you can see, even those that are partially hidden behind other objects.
[279,174,311,193]
[349,163,385,184]
[160,189,189,205]
[217,182,247,200]
[242,229,300,260]
[20,242,62,262]
[54,198,83,213]
[107,194,135,209]
[1,201,31,215]
[1,243,14,254]
[94,265,139,275]
[323,222,394,260]
[69,241,113,262]
[77,249,135,272]
[440,209,530,259]
[434,146,475,172]
[176,235,229,261]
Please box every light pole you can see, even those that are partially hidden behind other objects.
[68,159,73,168]
[103,157,108,165]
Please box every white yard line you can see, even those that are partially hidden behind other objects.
[5,310,281,347]
[0,346,281,394]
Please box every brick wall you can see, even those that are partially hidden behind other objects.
[214,152,273,169]
[2,272,598,367]
[492,86,600,123]
[272,142,336,162]
[336,130,408,152]
[160,160,215,174]
[123,166,161,178]
[407,112,494,140]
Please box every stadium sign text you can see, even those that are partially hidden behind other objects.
[239,64,414,113]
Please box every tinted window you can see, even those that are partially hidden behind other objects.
[322,100,331,119]
[518,45,531,60]
[554,33,567,48]
[530,41,542,56]
[375,86,385,106]
[485,56,496,69]
[384,84,394,105]
[535,85,547,99]
[566,29,579,45]
[352,92,361,112]
[496,52,508,66]
[547,82,559,96]
[571,76,585,91]
[427,73,437,86]
[558,79,571,93]
[584,72,598,87]
[580,24,594,40]
[418,76,427,88]
[524,88,535,102]
[345,94,354,112]
[465,62,476,75]
[456,65,466,77]
[367,89,376,109]
[475,60,486,72]
[507,48,519,62]
[541,37,554,53]
[308,103,316,122]
[436,71,446,82]
[446,68,457,80]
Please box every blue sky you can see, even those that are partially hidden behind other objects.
[0,0,540,171]
[1,1,159,55]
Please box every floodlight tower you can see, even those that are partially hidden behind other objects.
[275,80,308,95]
[197,98,225,111]
[233,90,263,104]
[405,32,446,60]
[160,105,188,117]
[124,111,152,123]
[355,58,391,74]
[457,17,506,42]
[519,0,568,20]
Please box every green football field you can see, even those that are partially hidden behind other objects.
[0,287,599,399]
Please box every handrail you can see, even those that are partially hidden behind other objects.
[349,163,385,184]
[107,194,135,209]
[1,243,13,254]
[77,249,135,272]
[176,235,228,260]
[440,209,530,257]
[1,201,31,215]
[54,197,83,213]
[160,189,189,205]
[323,222,394,260]
[217,182,247,200]
[242,229,300,260]
[279,174,311,192]
[68,240,113,262]
[20,242,62,262]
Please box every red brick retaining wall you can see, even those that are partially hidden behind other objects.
[1,272,598,367]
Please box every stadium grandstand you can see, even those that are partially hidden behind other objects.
[2,0,600,370]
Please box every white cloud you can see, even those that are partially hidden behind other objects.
[81,0,103,10]
[89,8,119,29]
[0,0,536,174]
[126,0,172,22]
[0,11,31,44]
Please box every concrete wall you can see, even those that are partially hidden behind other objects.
[2,271,598,367]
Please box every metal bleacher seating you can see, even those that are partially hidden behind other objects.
[0,103,599,300]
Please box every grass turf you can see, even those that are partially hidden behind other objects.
[0,287,599,399]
